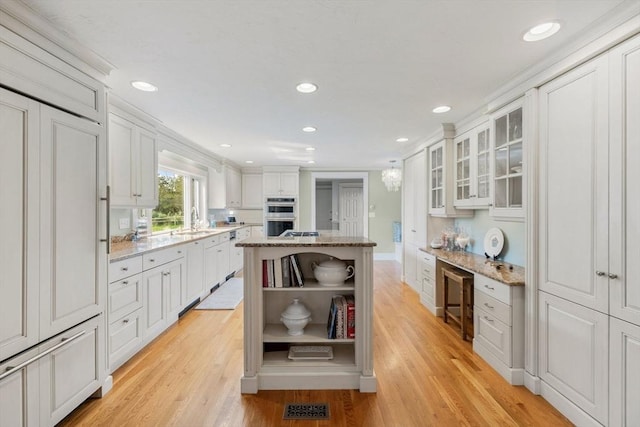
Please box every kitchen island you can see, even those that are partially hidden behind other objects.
[236,235,377,393]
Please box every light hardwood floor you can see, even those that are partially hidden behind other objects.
[59,261,571,426]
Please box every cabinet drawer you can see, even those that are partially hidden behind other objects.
[218,232,231,243]
[109,256,143,283]
[203,235,221,249]
[474,274,511,305]
[421,276,434,297]
[475,291,511,325]
[109,308,143,372]
[108,273,143,322]
[474,308,511,366]
[143,246,185,270]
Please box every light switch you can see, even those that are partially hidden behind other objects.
[119,218,130,229]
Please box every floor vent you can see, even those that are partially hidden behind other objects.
[283,403,330,420]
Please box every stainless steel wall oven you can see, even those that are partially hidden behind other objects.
[265,197,296,236]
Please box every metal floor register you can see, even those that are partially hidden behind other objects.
[283,403,330,420]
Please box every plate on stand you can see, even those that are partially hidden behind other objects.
[483,228,504,258]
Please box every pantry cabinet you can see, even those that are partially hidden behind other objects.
[538,33,640,426]
[403,150,426,291]
[108,112,158,208]
[609,318,640,427]
[453,122,491,208]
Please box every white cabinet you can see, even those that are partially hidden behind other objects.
[418,250,436,314]
[251,226,264,238]
[185,240,205,304]
[208,165,242,209]
[230,227,251,273]
[453,122,491,208]
[0,347,39,427]
[262,170,299,196]
[403,150,426,291]
[204,233,231,290]
[242,173,263,208]
[490,100,524,219]
[108,112,158,207]
[609,318,640,426]
[537,34,640,426]
[429,140,472,218]
[473,275,524,385]
[142,257,184,344]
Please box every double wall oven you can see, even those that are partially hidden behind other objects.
[264,197,296,237]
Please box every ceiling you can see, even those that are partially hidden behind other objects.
[19,0,630,169]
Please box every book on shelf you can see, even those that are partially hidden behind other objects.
[274,258,283,287]
[262,256,305,288]
[262,260,268,287]
[345,294,355,339]
[290,254,304,287]
[327,297,338,339]
[326,294,354,339]
[282,256,291,288]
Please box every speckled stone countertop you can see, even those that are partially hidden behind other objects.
[110,225,251,262]
[421,247,525,286]
[236,235,377,248]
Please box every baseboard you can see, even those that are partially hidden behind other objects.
[373,252,397,261]
[472,340,524,385]
[94,375,113,397]
[524,372,541,395]
[540,381,601,427]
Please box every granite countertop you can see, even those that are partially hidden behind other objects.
[421,247,525,286]
[110,224,251,262]
[236,235,377,248]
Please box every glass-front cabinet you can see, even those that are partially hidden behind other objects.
[430,141,444,213]
[491,100,524,219]
[428,136,473,218]
[453,121,491,208]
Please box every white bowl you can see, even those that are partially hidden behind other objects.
[312,259,355,286]
[280,298,311,336]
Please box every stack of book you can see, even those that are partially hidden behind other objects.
[262,254,304,287]
[326,295,355,339]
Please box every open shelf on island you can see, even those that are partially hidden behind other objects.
[262,279,354,291]
[263,323,355,343]
[262,345,357,368]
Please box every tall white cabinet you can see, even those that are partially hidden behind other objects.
[538,34,640,426]
[402,150,426,290]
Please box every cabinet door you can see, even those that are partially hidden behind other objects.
[403,154,416,243]
[217,241,231,285]
[204,245,218,289]
[429,142,445,214]
[610,36,640,326]
[0,89,39,360]
[185,241,204,304]
[135,127,158,208]
[454,131,472,206]
[165,259,185,319]
[403,243,418,291]
[0,348,39,427]
[108,114,136,206]
[225,167,241,207]
[39,105,106,339]
[609,317,640,426]
[279,172,299,196]
[242,173,263,208]
[538,292,608,424]
[474,126,492,206]
[262,172,280,196]
[207,167,226,209]
[538,56,609,313]
[142,268,165,339]
[39,316,102,427]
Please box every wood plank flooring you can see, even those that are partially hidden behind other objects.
[59,261,571,426]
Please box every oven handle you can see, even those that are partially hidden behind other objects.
[265,218,296,221]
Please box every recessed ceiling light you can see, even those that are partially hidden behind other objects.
[220,144,232,148]
[245,160,254,164]
[305,147,316,151]
[307,160,315,164]
[296,82,318,93]
[432,105,451,114]
[302,126,317,132]
[523,21,561,42]
[131,81,158,92]
[396,137,409,143]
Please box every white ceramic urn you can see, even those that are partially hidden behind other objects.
[280,298,311,336]
[312,258,355,286]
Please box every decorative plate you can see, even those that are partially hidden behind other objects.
[483,228,504,258]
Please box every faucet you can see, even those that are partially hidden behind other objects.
[191,206,200,230]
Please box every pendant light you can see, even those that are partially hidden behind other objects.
[381,160,402,192]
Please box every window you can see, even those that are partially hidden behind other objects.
[136,164,207,236]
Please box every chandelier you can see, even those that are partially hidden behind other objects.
[381,160,402,192]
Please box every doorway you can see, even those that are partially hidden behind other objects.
[339,184,364,236]
[311,172,368,237]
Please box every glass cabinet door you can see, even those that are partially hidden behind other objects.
[493,105,523,214]
[476,128,491,200]
[430,144,444,210]
[455,136,471,201]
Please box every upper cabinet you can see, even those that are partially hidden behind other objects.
[262,166,299,197]
[429,137,473,218]
[453,122,491,208]
[242,173,263,209]
[108,112,158,208]
[490,100,524,220]
[208,165,242,209]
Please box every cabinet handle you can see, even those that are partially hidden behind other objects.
[483,316,494,323]
[484,285,495,291]
[163,272,171,277]
[121,280,129,285]
[484,302,494,309]
[411,229,416,233]
[121,267,129,271]
[0,331,86,381]
[177,250,182,254]
[100,185,111,254]
[123,318,130,324]
[195,241,199,245]
[149,259,155,263]
[608,273,618,279]
[595,271,606,276]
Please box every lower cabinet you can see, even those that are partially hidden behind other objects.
[403,242,418,291]
[473,274,524,385]
[143,258,185,344]
[418,250,436,314]
[610,317,640,426]
[0,316,103,427]
[185,241,205,304]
